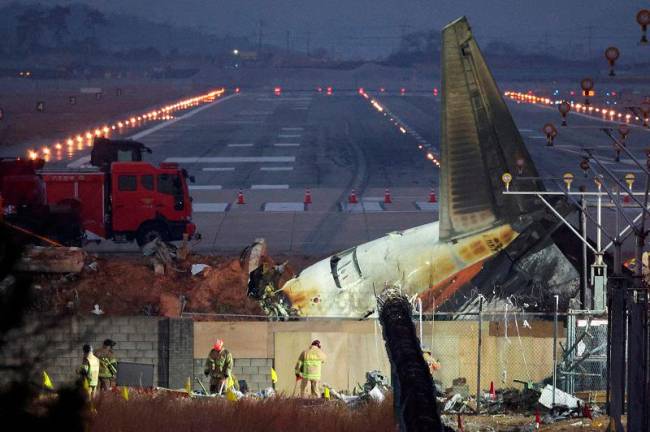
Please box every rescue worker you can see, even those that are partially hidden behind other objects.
[78,344,100,399]
[204,339,233,394]
[423,349,441,376]
[95,338,118,391]
[295,340,327,398]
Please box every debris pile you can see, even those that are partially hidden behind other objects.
[19,239,308,318]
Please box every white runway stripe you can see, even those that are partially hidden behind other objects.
[202,167,235,172]
[165,156,296,163]
[274,143,300,147]
[190,185,222,190]
[227,143,254,147]
[193,203,229,213]
[282,127,304,131]
[251,184,290,190]
[260,167,293,171]
[278,134,301,138]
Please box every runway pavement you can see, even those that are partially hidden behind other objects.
[7,87,650,256]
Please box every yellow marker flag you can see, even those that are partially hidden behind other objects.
[226,388,237,402]
[42,371,54,390]
[226,375,235,390]
[324,387,330,400]
[270,368,278,384]
[185,377,192,395]
[121,386,129,401]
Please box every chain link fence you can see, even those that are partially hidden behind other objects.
[412,310,608,400]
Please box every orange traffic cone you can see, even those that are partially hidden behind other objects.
[489,381,496,401]
[384,188,392,204]
[237,190,245,205]
[304,188,312,204]
[428,189,437,203]
[348,189,358,204]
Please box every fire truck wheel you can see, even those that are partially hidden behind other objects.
[136,222,169,247]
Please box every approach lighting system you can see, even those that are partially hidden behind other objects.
[605,47,620,76]
[558,101,571,126]
[543,123,557,146]
[637,9,650,44]
[501,173,512,191]
[581,78,594,106]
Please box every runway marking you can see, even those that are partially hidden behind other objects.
[415,202,440,211]
[278,134,301,138]
[292,107,309,110]
[190,185,222,190]
[274,143,300,147]
[260,166,294,171]
[264,202,305,212]
[193,203,230,213]
[202,167,235,172]
[227,143,254,147]
[251,184,290,190]
[528,135,547,139]
[67,155,91,168]
[165,156,296,163]
[519,128,534,132]
[282,127,304,131]
[129,94,236,140]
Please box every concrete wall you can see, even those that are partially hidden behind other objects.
[2,317,562,396]
[0,316,191,390]
[193,319,562,395]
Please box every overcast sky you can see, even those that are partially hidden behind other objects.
[3,0,648,58]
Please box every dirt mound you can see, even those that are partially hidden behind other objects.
[42,253,269,317]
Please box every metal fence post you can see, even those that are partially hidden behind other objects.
[476,297,483,413]
[552,295,559,408]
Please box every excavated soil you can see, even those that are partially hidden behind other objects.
[35,252,319,318]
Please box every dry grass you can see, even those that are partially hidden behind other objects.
[90,394,396,432]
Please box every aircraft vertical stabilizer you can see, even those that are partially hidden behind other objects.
[439,17,544,242]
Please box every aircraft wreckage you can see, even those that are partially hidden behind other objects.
[254,17,584,318]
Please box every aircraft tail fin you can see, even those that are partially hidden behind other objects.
[439,17,544,242]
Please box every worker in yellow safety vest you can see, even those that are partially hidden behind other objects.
[295,340,327,398]
[78,344,100,399]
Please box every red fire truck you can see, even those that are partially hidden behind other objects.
[1,157,196,246]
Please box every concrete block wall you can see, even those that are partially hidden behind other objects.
[0,316,162,388]
[192,358,273,393]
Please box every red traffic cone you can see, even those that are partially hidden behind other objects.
[348,189,358,204]
[384,188,392,204]
[582,403,592,420]
[489,381,496,401]
[237,190,245,205]
[304,188,312,204]
[457,414,465,432]
[428,189,437,203]
[623,194,631,204]
[535,409,541,429]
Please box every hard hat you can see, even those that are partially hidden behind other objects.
[103,338,116,347]
[213,339,224,351]
[311,340,321,348]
